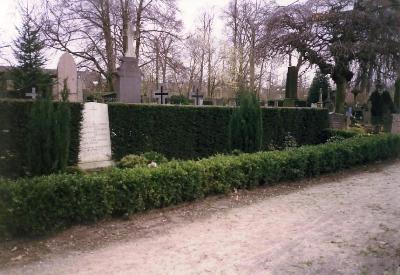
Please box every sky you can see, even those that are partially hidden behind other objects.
[0,0,296,68]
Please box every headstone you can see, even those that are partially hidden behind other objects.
[191,88,204,106]
[56,53,83,102]
[154,86,169,104]
[116,24,141,103]
[283,66,298,107]
[329,113,346,129]
[391,114,400,134]
[25,86,38,100]
[78,102,113,170]
[317,88,324,108]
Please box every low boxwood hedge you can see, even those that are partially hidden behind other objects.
[1,134,399,237]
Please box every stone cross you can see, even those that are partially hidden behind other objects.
[25,87,38,100]
[191,88,203,106]
[155,86,169,104]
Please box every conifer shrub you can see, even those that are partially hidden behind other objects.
[228,91,263,153]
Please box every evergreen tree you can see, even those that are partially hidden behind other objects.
[307,71,331,105]
[27,84,71,176]
[12,9,51,97]
[229,90,263,153]
[394,78,400,113]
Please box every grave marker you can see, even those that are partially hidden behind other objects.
[78,102,113,170]
[25,87,38,100]
[391,114,400,134]
[155,86,169,104]
[56,53,83,102]
[191,88,203,106]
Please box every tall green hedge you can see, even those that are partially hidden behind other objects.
[1,134,399,237]
[0,100,82,178]
[109,104,329,160]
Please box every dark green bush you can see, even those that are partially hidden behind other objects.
[142,151,168,164]
[108,104,329,160]
[118,152,168,168]
[0,100,82,178]
[27,97,72,176]
[229,91,263,153]
[1,134,399,237]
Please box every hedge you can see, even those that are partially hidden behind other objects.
[0,100,82,178]
[1,134,399,237]
[109,104,329,160]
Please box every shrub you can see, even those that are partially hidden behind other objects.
[118,152,168,168]
[229,91,263,153]
[0,134,399,237]
[118,155,148,168]
[108,104,329,161]
[142,151,168,164]
[27,95,72,176]
[0,100,82,178]
[169,95,191,105]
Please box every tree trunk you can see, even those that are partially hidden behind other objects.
[101,0,116,92]
[249,28,256,92]
[335,75,347,114]
[135,0,144,59]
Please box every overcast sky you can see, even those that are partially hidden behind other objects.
[0,0,296,67]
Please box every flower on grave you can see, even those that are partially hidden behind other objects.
[148,161,158,168]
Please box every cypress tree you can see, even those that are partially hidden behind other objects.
[27,83,71,176]
[229,90,263,153]
[307,71,331,105]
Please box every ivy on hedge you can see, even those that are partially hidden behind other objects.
[109,104,329,160]
[1,134,399,237]
[0,100,82,178]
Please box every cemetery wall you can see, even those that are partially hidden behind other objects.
[108,104,329,160]
[0,100,82,178]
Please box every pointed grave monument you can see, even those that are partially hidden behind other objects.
[56,52,83,102]
[116,24,142,103]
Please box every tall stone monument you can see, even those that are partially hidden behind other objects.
[116,25,141,103]
[78,102,113,170]
[283,66,298,107]
[55,53,83,102]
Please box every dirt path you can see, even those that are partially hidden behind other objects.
[2,162,400,275]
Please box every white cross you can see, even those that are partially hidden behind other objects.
[25,87,38,100]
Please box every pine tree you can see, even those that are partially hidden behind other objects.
[12,9,51,97]
[229,90,263,153]
[307,71,331,105]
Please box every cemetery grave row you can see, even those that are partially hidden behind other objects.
[0,100,329,178]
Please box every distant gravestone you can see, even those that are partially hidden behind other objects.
[25,86,38,100]
[191,88,203,106]
[329,113,347,129]
[78,102,113,170]
[391,114,400,134]
[116,24,141,103]
[56,53,83,102]
[154,86,169,104]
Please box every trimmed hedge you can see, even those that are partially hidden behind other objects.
[1,134,399,237]
[109,104,329,160]
[0,100,82,178]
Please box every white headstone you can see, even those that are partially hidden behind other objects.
[78,102,113,170]
[56,53,83,102]
[391,114,400,134]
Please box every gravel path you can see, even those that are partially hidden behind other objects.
[2,162,400,275]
